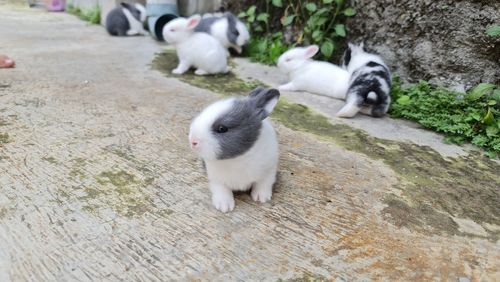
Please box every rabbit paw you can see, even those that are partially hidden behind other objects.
[194,69,208,76]
[212,192,235,213]
[278,82,297,91]
[172,68,185,74]
[251,186,272,203]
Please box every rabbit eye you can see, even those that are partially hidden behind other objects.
[285,58,291,62]
[216,125,228,133]
[170,28,175,32]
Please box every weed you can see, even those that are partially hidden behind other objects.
[390,78,500,158]
[238,0,355,64]
[66,3,101,25]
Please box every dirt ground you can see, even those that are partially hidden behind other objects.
[0,4,499,281]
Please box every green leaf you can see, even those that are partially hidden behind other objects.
[320,41,334,58]
[247,15,255,23]
[482,108,495,124]
[486,125,499,137]
[254,26,263,32]
[312,30,323,40]
[487,100,497,106]
[282,15,295,26]
[343,7,356,16]
[471,112,481,121]
[272,0,283,8]
[491,89,500,101]
[335,24,346,37]
[468,83,495,100]
[237,12,247,18]
[397,95,411,105]
[485,25,500,36]
[257,13,269,23]
[334,0,344,6]
[247,5,256,16]
[323,0,333,3]
[305,2,317,12]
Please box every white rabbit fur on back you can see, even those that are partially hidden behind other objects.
[162,15,229,75]
[277,45,350,100]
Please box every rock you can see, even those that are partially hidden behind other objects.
[346,0,500,88]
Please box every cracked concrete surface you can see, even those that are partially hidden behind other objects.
[0,4,499,281]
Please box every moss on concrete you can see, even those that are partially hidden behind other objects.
[0,133,10,145]
[151,50,262,97]
[152,50,500,240]
[42,156,58,164]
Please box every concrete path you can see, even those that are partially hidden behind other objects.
[1,4,499,281]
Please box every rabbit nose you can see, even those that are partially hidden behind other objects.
[191,139,199,147]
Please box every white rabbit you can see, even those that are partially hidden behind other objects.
[189,87,280,212]
[162,15,229,75]
[337,42,391,118]
[277,45,350,100]
[194,12,250,54]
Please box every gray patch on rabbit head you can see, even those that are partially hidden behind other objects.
[211,98,262,160]
[121,2,141,21]
[194,16,219,33]
[224,12,239,45]
[211,88,280,160]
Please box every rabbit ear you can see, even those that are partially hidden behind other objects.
[187,15,202,29]
[359,42,364,50]
[304,45,319,59]
[249,88,280,120]
[120,2,132,9]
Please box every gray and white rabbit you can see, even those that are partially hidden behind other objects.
[194,12,250,54]
[337,42,392,118]
[105,2,148,36]
[189,87,280,212]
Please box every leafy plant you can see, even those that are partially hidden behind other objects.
[66,4,101,25]
[244,33,289,65]
[390,78,500,158]
[238,0,356,64]
[485,25,500,36]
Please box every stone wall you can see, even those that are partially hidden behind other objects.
[223,0,499,89]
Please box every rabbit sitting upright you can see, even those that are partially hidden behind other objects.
[336,42,392,118]
[277,45,350,100]
[189,87,281,212]
[105,2,148,36]
[162,15,229,75]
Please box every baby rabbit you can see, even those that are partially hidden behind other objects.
[105,2,148,36]
[277,45,350,100]
[194,12,250,54]
[189,87,280,212]
[163,15,229,75]
[337,42,391,118]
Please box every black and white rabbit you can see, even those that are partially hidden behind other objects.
[189,87,280,212]
[105,2,148,36]
[194,12,250,54]
[337,42,391,118]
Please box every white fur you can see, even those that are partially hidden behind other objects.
[337,43,391,118]
[163,15,229,75]
[277,45,350,100]
[345,43,387,74]
[208,16,250,54]
[189,98,279,213]
[122,4,147,36]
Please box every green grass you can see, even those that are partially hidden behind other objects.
[66,4,101,25]
[389,78,500,158]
